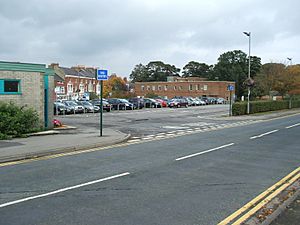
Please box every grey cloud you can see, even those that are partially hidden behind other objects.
[0,0,299,76]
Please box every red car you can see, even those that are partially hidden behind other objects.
[155,99,167,107]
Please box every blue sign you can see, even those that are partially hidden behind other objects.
[97,69,108,80]
[228,85,234,91]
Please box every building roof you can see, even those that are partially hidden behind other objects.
[60,67,95,78]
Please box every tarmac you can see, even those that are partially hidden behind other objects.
[0,108,300,224]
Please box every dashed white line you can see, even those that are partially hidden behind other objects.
[0,172,130,208]
[175,143,235,161]
[250,130,279,140]
[286,123,300,129]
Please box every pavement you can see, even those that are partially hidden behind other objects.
[0,126,130,163]
[0,108,300,224]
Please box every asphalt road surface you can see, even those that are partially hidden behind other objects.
[0,113,299,225]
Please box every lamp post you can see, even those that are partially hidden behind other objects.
[243,31,251,114]
[287,57,293,66]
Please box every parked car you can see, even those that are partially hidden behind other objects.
[216,98,226,104]
[155,98,167,107]
[91,99,112,112]
[107,98,134,110]
[62,100,85,113]
[168,99,189,108]
[54,102,73,115]
[76,101,100,113]
[128,97,145,109]
[144,98,162,108]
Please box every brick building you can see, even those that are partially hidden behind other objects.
[49,64,101,100]
[0,61,54,128]
[134,76,235,100]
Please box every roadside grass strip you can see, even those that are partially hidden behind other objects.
[0,172,130,208]
[217,167,300,225]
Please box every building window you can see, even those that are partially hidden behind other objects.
[203,85,208,91]
[96,84,100,94]
[158,85,162,91]
[61,87,65,94]
[152,85,156,91]
[79,83,85,93]
[196,84,199,90]
[0,79,21,94]
[67,83,73,93]
[141,85,145,91]
[179,86,182,90]
[174,86,177,90]
[189,84,193,91]
[164,85,168,91]
[147,86,150,91]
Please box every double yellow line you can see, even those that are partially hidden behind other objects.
[218,166,300,224]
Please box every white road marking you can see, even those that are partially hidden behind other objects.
[128,139,141,143]
[175,143,235,161]
[0,172,130,208]
[250,130,279,140]
[286,123,300,129]
[162,126,189,129]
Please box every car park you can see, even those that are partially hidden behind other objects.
[155,99,167,107]
[107,98,134,110]
[76,101,100,113]
[217,98,226,104]
[91,99,112,112]
[54,102,73,115]
[63,100,85,113]
[168,98,188,108]
[128,97,145,109]
[144,98,162,108]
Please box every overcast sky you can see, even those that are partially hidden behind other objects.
[0,0,299,77]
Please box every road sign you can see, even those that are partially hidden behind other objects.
[228,85,234,91]
[96,69,108,81]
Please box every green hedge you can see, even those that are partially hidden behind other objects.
[0,102,41,139]
[232,100,300,116]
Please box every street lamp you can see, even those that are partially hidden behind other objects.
[287,57,293,65]
[243,31,251,114]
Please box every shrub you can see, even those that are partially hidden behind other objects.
[0,102,41,139]
[232,100,300,116]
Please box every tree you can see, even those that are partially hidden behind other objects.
[104,74,128,98]
[253,63,285,98]
[130,61,180,82]
[182,61,212,78]
[273,65,300,97]
[212,50,261,98]
[147,61,180,81]
[129,64,150,83]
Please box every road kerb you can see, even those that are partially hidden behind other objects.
[218,167,300,225]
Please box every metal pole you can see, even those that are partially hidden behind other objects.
[100,80,103,136]
[229,90,232,116]
[247,32,251,114]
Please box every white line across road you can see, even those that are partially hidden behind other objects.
[175,143,235,161]
[0,172,130,208]
[250,130,279,140]
[286,123,300,129]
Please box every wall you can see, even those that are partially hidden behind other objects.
[134,81,235,99]
[0,61,54,129]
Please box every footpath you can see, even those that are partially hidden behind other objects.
[0,108,300,225]
[0,127,130,163]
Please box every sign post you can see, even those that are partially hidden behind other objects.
[227,85,234,116]
[96,69,108,136]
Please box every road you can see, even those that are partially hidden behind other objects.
[0,111,299,225]
[58,105,252,138]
